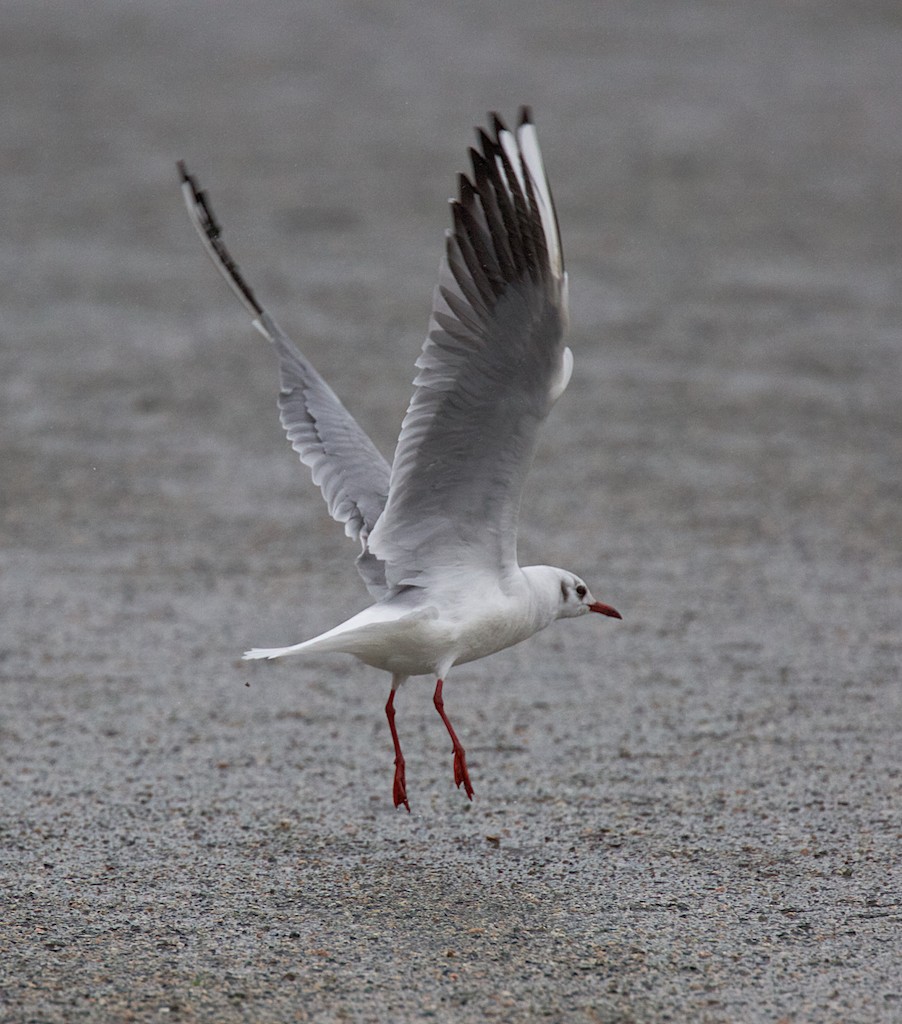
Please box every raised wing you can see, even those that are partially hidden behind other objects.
[367,108,572,589]
[178,163,391,596]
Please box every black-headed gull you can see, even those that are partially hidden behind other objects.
[179,108,621,811]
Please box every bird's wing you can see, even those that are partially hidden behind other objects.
[178,162,391,597]
[366,108,572,590]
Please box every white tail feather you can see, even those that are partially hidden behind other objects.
[243,643,309,660]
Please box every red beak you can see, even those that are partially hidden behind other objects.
[589,601,622,619]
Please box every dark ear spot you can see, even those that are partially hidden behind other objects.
[560,579,569,601]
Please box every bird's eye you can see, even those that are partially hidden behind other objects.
[576,584,587,598]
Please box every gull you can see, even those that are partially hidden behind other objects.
[178,107,621,811]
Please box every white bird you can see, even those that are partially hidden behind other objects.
[178,108,621,811]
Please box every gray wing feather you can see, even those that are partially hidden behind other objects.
[254,311,391,545]
[367,109,572,589]
[178,162,391,597]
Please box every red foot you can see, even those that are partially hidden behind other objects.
[433,678,475,801]
[385,689,410,812]
[392,756,409,812]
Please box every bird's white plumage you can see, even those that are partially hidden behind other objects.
[550,345,574,404]
[497,127,527,197]
[179,109,620,808]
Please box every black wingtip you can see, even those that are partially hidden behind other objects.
[479,108,534,143]
[468,146,492,192]
[458,171,477,207]
[178,162,223,236]
[489,111,509,140]
[476,127,497,162]
[466,148,483,174]
[177,159,264,318]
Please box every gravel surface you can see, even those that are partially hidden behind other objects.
[2,1,900,1021]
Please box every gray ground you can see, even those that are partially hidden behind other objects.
[1,1,900,1021]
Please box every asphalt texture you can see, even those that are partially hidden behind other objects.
[2,2,901,1021]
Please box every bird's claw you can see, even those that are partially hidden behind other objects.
[393,757,410,812]
[452,747,474,801]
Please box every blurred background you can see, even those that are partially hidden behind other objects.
[1,2,900,1021]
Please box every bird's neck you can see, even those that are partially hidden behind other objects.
[519,564,565,628]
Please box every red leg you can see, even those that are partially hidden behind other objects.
[385,689,410,812]
[433,678,474,800]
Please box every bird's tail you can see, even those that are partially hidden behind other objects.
[243,599,427,663]
[243,643,310,661]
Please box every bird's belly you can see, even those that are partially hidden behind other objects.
[353,603,535,678]
[347,613,454,677]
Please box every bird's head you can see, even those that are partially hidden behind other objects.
[556,572,622,622]
[524,565,622,624]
